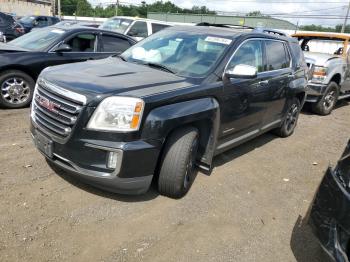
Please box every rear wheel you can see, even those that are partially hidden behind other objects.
[274,97,301,138]
[311,82,339,115]
[0,70,35,109]
[158,126,199,199]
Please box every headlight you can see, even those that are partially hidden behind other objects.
[87,96,144,132]
[312,66,327,80]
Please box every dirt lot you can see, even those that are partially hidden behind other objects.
[0,102,349,262]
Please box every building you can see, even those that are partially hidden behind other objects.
[147,12,297,30]
[0,0,52,16]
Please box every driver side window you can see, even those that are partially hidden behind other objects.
[228,40,264,73]
[127,21,148,38]
[66,34,96,52]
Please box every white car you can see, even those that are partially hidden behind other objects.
[99,16,172,41]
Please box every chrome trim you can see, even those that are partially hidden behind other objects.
[217,129,259,150]
[38,78,87,105]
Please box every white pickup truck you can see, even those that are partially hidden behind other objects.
[293,32,350,115]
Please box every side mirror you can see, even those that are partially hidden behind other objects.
[225,64,257,79]
[53,43,72,53]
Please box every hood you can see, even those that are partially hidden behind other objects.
[303,52,341,66]
[41,57,192,104]
[0,42,29,53]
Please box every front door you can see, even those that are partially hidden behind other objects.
[219,39,270,145]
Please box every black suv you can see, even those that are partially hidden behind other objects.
[0,12,25,42]
[31,25,308,198]
[18,15,60,33]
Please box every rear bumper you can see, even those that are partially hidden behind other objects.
[31,121,161,195]
[309,167,350,261]
[306,82,328,103]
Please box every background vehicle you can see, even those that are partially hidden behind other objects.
[99,16,171,41]
[0,12,25,42]
[309,139,350,261]
[55,20,100,28]
[0,25,136,108]
[293,32,350,115]
[31,25,307,199]
[18,15,60,33]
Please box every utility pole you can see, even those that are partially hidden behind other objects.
[57,0,61,18]
[115,0,119,16]
[341,0,350,33]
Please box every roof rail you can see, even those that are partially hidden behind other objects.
[196,22,254,30]
[253,28,287,37]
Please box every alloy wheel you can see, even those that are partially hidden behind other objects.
[285,103,299,133]
[1,77,31,105]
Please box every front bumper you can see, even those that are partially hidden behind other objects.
[30,121,161,195]
[305,82,328,103]
[309,167,350,261]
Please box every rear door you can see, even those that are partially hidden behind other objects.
[98,33,133,56]
[262,39,292,125]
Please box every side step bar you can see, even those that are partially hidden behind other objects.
[339,93,350,100]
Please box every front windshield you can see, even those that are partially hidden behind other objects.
[99,18,132,33]
[121,29,232,77]
[301,38,346,55]
[10,27,65,51]
[19,16,35,24]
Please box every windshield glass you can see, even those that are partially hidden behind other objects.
[99,18,132,33]
[301,38,346,55]
[19,16,35,24]
[10,27,65,51]
[121,29,232,77]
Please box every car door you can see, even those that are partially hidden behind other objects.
[220,39,270,141]
[45,31,99,68]
[261,39,292,125]
[98,33,134,57]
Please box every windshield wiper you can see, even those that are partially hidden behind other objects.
[144,62,176,74]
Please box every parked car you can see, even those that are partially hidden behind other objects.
[99,16,171,41]
[308,139,350,261]
[0,25,136,108]
[293,32,350,115]
[0,12,25,42]
[55,20,101,28]
[18,15,60,33]
[31,25,308,198]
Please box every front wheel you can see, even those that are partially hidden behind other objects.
[0,70,35,109]
[311,82,339,115]
[158,126,199,199]
[274,97,301,138]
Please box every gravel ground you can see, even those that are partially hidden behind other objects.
[0,101,349,262]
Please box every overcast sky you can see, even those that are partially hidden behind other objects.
[90,0,350,27]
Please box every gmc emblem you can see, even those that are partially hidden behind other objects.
[36,94,60,114]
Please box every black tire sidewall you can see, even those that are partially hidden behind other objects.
[280,98,301,137]
[0,70,35,109]
[313,82,339,115]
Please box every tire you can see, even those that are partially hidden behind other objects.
[158,126,199,199]
[311,82,339,115]
[274,97,301,138]
[0,70,35,109]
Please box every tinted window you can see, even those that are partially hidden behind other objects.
[66,34,96,52]
[101,35,131,52]
[228,40,264,72]
[290,42,304,67]
[152,23,169,34]
[127,21,148,38]
[265,40,290,71]
[36,17,49,27]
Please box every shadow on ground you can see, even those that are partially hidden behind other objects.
[290,215,331,262]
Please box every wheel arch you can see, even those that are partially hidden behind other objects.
[0,65,38,81]
[330,73,341,86]
[141,97,220,171]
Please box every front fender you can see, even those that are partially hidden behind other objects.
[141,97,220,167]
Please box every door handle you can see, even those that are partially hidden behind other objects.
[258,80,269,86]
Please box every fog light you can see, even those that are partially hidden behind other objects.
[107,151,118,169]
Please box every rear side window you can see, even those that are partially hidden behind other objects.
[265,40,290,71]
[127,21,148,38]
[290,42,305,67]
[101,35,131,52]
[152,23,169,34]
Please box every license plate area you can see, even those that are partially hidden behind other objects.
[34,131,53,158]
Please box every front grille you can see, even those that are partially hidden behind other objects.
[32,79,85,138]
